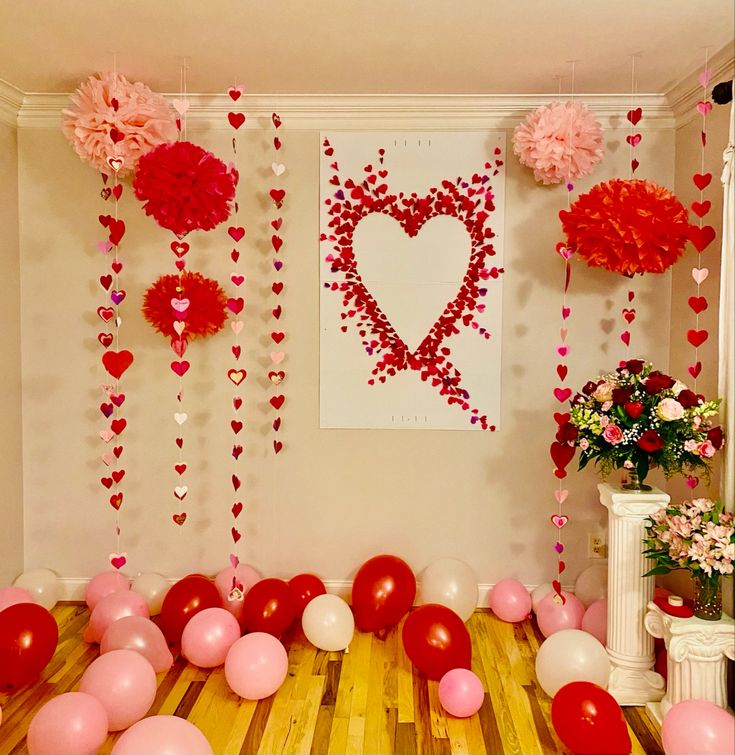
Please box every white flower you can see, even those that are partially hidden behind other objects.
[593,382,615,402]
[579,438,590,451]
[657,398,685,421]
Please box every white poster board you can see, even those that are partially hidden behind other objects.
[320,132,505,430]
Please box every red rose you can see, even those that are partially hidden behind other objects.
[612,387,633,405]
[583,380,601,396]
[637,430,664,452]
[556,422,579,443]
[644,371,676,394]
[707,426,724,450]
[623,359,645,375]
[677,389,701,409]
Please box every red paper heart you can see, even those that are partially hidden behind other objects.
[273,418,282,431]
[231,420,243,434]
[228,369,246,386]
[113,445,123,458]
[108,219,125,246]
[112,469,125,484]
[271,217,283,231]
[693,172,712,190]
[688,361,702,378]
[273,440,283,454]
[688,225,716,252]
[173,513,187,526]
[232,502,243,518]
[229,226,245,242]
[556,364,568,381]
[550,441,575,470]
[97,306,115,322]
[272,305,282,320]
[228,112,246,129]
[170,360,190,376]
[626,107,642,125]
[102,350,134,379]
[231,274,245,286]
[270,395,285,410]
[110,553,127,569]
[554,412,570,425]
[269,188,286,206]
[552,579,563,597]
[233,397,242,410]
[101,477,113,489]
[109,492,123,510]
[687,329,708,347]
[111,261,123,274]
[272,235,283,252]
[625,133,642,147]
[688,296,708,314]
[228,86,244,101]
[112,184,122,200]
[558,560,566,574]
[691,200,711,218]
[553,387,572,403]
[232,474,241,491]
[98,333,113,348]
[268,370,285,385]
[232,345,241,359]
[174,463,187,475]
[274,136,282,150]
[170,241,190,258]
[620,331,631,346]
[232,444,243,459]
[622,308,636,324]
[110,394,125,407]
[100,402,114,418]
[227,297,244,314]
[110,418,126,435]
[631,158,640,173]
[271,331,285,344]
[231,527,242,543]
[272,282,284,295]
[100,274,112,291]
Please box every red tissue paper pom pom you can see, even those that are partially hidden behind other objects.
[133,141,238,238]
[559,179,690,276]
[142,271,228,340]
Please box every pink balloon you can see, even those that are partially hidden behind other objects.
[662,699,735,755]
[101,615,173,673]
[27,692,109,755]
[581,598,608,645]
[438,668,484,718]
[225,632,288,700]
[86,589,149,644]
[214,564,260,622]
[79,649,157,731]
[0,586,34,613]
[182,607,241,668]
[111,715,213,755]
[85,571,130,611]
[488,579,532,622]
[536,591,585,637]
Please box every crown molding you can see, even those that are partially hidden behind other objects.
[15,91,674,130]
[0,78,23,127]
[667,42,734,128]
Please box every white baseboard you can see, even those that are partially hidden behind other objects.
[58,577,574,605]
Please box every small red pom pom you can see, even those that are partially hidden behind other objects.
[559,179,690,276]
[142,271,228,340]
[133,141,238,238]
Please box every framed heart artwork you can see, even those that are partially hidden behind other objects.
[320,132,506,430]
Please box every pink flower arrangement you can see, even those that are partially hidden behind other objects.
[645,498,734,578]
[512,101,603,185]
[63,72,178,177]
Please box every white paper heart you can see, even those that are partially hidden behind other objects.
[174,412,188,425]
[99,429,115,443]
[692,267,709,285]
[174,485,188,499]
[554,489,569,504]
[270,351,285,364]
[172,98,190,115]
[173,321,186,335]
[271,162,286,176]
[231,320,244,335]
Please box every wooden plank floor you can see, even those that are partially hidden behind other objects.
[0,605,663,755]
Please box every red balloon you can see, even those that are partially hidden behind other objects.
[288,574,326,619]
[159,575,222,644]
[401,604,471,680]
[551,681,632,755]
[0,603,59,693]
[352,554,416,633]
[241,578,296,638]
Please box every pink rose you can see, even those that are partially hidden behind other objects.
[684,439,698,452]
[657,398,685,421]
[603,424,624,445]
[593,382,615,402]
[698,440,716,458]
[599,415,610,428]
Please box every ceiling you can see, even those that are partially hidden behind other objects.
[0,1,733,95]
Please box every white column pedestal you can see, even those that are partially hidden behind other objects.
[599,482,669,706]
[644,602,735,725]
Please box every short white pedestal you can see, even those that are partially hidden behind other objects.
[599,482,669,706]
[644,602,735,725]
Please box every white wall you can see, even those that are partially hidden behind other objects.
[0,120,23,585]
[18,114,676,592]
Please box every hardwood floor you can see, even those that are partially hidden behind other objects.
[0,604,663,754]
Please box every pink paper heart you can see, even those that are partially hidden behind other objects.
[554,489,569,504]
[172,98,190,115]
[553,387,572,403]
[231,320,244,335]
[562,306,570,320]
[229,553,240,569]
[270,351,285,364]
[686,476,699,489]
[698,69,710,87]
[692,267,709,284]
[554,541,564,554]
[99,429,115,443]
[97,241,113,254]
[560,328,568,341]
[551,514,569,529]
[102,452,114,466]
[171,298,190,313]
[109,552,127,570]
[557,345,569,357]
[696,100,713,117]
[173,321,185,335]
[556,243,574,260]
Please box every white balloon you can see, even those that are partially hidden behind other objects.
[417,558,478,622]
[131,573,170,616]
[531,583,554,613]
[535,628,610,697]
[574,564,608,607]
[302,594,354,652]
[13,568,59,610]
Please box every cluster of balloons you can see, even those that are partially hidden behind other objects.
[0,571,60,693]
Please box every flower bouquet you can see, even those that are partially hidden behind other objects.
[562,359,723,488]
[644,497,733,620]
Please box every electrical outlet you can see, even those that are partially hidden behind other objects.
[588,534,607,559]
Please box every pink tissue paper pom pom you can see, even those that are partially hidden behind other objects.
[63,71,178,177]
[513,101,604,185]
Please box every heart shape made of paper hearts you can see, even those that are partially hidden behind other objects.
[102,349,134,379]
[325,177,498,415]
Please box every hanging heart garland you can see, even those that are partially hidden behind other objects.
[227,84,246,547]
[269,113,287,455]
[684,60,715,492]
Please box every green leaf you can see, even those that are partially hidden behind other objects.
[643,565,673,577]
